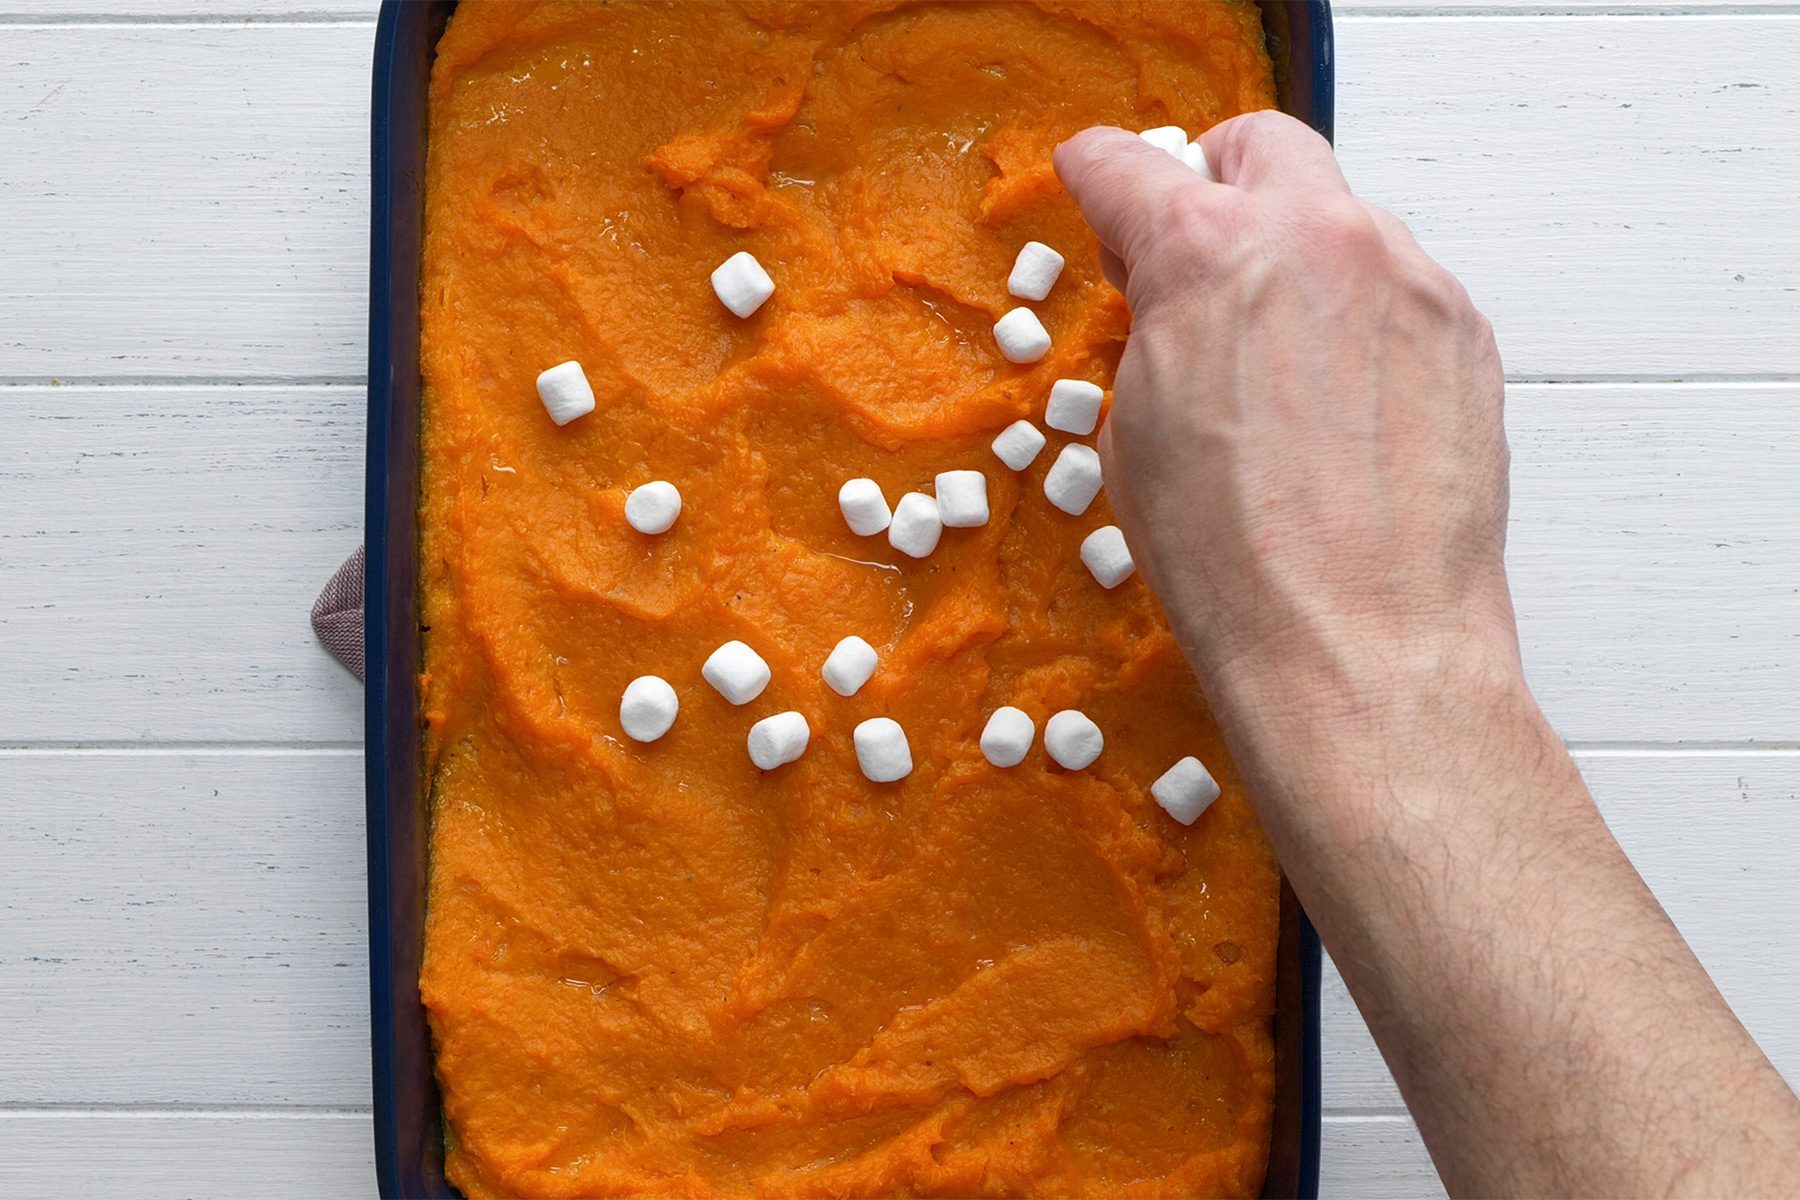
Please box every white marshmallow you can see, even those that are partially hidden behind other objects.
[1080,525,1136,589]
[624,480,682,535]
[991,420,1047,472]
[1139,125,1189,157]
[701,640,771,706]
[979,706,1035,768]
[853,717,913,783]
[1152,756,1221,825]
[1007,241,1066,302]
[535,361,596,427]
[822,635,878,697]
[838,477,892,537]
[1044,709,1104,770]
[1045,379,1104,435]
[993,307,1052,364]
[1043,443,1103,516]
[1182,140,1217,182]
[747,710,811,771]
[618,675,679,743]
[934,470,989,528]
[711,250,775,318]
[888,492,942,558]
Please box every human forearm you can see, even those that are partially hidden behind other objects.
[1224,640,1800,1197]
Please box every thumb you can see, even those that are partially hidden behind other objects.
[1053,126,1216,276]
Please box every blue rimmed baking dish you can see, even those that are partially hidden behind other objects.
[366,5,1332,1195]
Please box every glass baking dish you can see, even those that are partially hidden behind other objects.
[365,4,1333,1194]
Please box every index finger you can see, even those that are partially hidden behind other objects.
[1052,126,1214,274]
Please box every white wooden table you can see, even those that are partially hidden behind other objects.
[2,1,1795,1195]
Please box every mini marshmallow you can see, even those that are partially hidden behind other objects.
[1182,140,1217,182]
[535,361,596,427]
[934,470,989,529]
[747,711,811,771]
[980,706,1035,768]
[1045,379,1104,436]
[991,420,1047,472]
[618,675,679,743]
[888,492,942,558]
[822,635,878,697]
[1007,241,1066,302]
[1044,709,1104,770]
[993,307,1052,365]
[1139,125,1189,157]
[839,477,892,537]
[624,480,681,535]
[1080,525,1136,589]
[711,250,775,318]
[1152,756,1221,825]
[701,640,771,706]
[1043,443,1103,516]
[853,717,913,783]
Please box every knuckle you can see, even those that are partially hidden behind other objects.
[1224,107,1288,149]
[1295,197,1386,261]
[1408,261,1473,317]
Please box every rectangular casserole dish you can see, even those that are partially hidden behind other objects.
[366,5,1333,1195]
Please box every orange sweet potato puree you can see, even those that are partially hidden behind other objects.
[418,3,1281,1196]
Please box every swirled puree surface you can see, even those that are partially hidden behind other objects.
[419,3,1281,1196]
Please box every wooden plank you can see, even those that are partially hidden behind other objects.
[0,1112,376,1200]
[1323,751,1800,1109]
[1335,13,1800,378]
[0,27,368,378]
[1,18,1798,378]
[3,749,1792,1114]
[3,382,1792,744]
[0,751,369,1106]
[0,1110,1442,1198]
[0,1,374,15]
[1338,0,1770,10]
[0,0,1757,20]
[1321,1114,1444,1200]
[1504,383,1800,741]
[0,3,374,16]
[0,386,365,744]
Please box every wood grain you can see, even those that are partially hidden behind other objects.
[0,751,369,1106]
[0,1111,377,1200]
[2,18,1797,377]
[0,386,364,743]
[3,383,1792,744]
[0,1110,1447,1199]
[3,749,1790,1118]
[1321,1114,1443,1200]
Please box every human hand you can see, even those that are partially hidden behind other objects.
[1053,115,1800,1200]
[1055,114,1518,751]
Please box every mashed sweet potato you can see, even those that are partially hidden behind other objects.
[418,3,1282,1195]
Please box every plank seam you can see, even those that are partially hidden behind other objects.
[0,15,378,26]
[0,376,366,389]
[0,742,364,754]
[1,742,1795,756]
[1341,4,1800,15]
[4,6,1797,22]
[5,375,1800,390]
[0,1104,373,1119]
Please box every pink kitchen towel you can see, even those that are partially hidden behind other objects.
[312,546,365,681]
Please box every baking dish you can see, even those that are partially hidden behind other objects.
[366,4,1333,1195]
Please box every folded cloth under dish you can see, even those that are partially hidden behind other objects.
[312,547,365,681]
